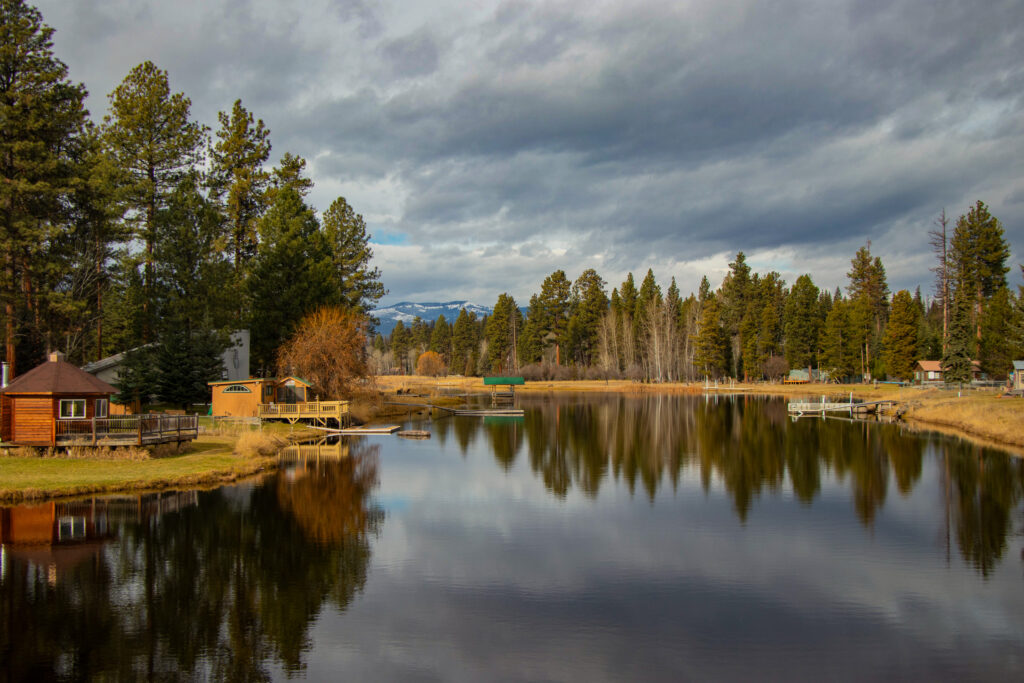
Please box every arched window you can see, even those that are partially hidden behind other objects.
[223,385,252,393]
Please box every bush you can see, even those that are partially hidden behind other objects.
[416,351,447,377]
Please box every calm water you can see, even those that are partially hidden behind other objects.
[2,394,1023,681]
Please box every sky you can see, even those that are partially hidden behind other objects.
[35,0,1024,306]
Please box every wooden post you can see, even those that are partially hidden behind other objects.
[137,416,142,446]
[92,416,97,446]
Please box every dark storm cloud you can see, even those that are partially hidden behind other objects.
[33,0,1024,300]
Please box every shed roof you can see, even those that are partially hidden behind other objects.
[0,356,116,395]
[1013,360,1024,371]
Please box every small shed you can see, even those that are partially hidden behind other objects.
[209,376,313,417]
[1012,360,1024,391]
[0,352,116,447]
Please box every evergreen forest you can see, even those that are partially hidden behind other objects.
[378,205,1023,385]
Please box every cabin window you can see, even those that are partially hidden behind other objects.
[223,385,252,393]
[95,399,108,418]
[59,399,87,419]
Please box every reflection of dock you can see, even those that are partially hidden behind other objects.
[280,440,351,460]
[384,401,524,417]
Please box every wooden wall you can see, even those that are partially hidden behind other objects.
[13,397,53,445]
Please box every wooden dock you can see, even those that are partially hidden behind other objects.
[787,398,897,417]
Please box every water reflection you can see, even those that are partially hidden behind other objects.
[433,393,1024,577]
[0,443,382,680]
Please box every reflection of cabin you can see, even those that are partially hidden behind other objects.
[914,360,982,384]
[1,492,198,583]
[1,352,116,446]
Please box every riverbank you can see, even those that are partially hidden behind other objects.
[375,375,1024,452]
[0,422,319,504]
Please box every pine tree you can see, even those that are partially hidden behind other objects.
[322,196,387,317]
[103,61,207,340]
[451,308,478,376]
[567,268,607,366]
[882,290,918,381]
[248,186,333,371]
[820,299,856,379]
[949,201,1010,353]
[783,274,820,369]
[535,270,571,362]
[942,287,974,385]
[209,99,271,272]
[0,0,88,373]
[846,243,889,378]
[979,287,1015,379]
[486,293,521,373]
[429,314,452,363]
[694,296,727,378]
[390,321,410,374]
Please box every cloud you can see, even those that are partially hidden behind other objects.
[34,0,1024,303]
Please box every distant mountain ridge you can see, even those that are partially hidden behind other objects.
[372,301,492,335]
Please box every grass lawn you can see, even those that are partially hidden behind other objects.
[0,437,275,503]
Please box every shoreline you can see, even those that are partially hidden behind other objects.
[3,378,1021,504]
[375,375,1024,452]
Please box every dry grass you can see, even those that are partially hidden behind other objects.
[234,431,288,458]
[902,395,1024,449]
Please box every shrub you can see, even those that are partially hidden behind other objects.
[416,351,447,377]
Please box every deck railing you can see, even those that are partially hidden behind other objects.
[257,400,350,420]
[55,414,199,445]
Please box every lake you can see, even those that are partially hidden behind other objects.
[2,393,1023,681]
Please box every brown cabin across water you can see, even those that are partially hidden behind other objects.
[0,352,116,447]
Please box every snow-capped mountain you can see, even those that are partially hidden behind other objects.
[371,301,493,336]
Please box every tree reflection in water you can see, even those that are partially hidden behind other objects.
[435,393,1024,577]
[0,443,382,681]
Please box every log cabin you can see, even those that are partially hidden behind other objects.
[0,352,116,447]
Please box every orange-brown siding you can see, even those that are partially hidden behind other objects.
[211,380,269,417]
[13,396,53,445]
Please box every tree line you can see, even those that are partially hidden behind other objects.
[0,0,385,402]
[377,201,1022,383]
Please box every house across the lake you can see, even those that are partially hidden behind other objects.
[914,359,982,384]
[1012,360,1024,392]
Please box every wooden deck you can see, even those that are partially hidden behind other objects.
[55,415,199,447]
[258,400,350,427]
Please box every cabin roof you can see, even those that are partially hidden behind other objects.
[1,357,116,395]
[208,376,312,387]
[1013,360,1024,372]
[916,359,981,372]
